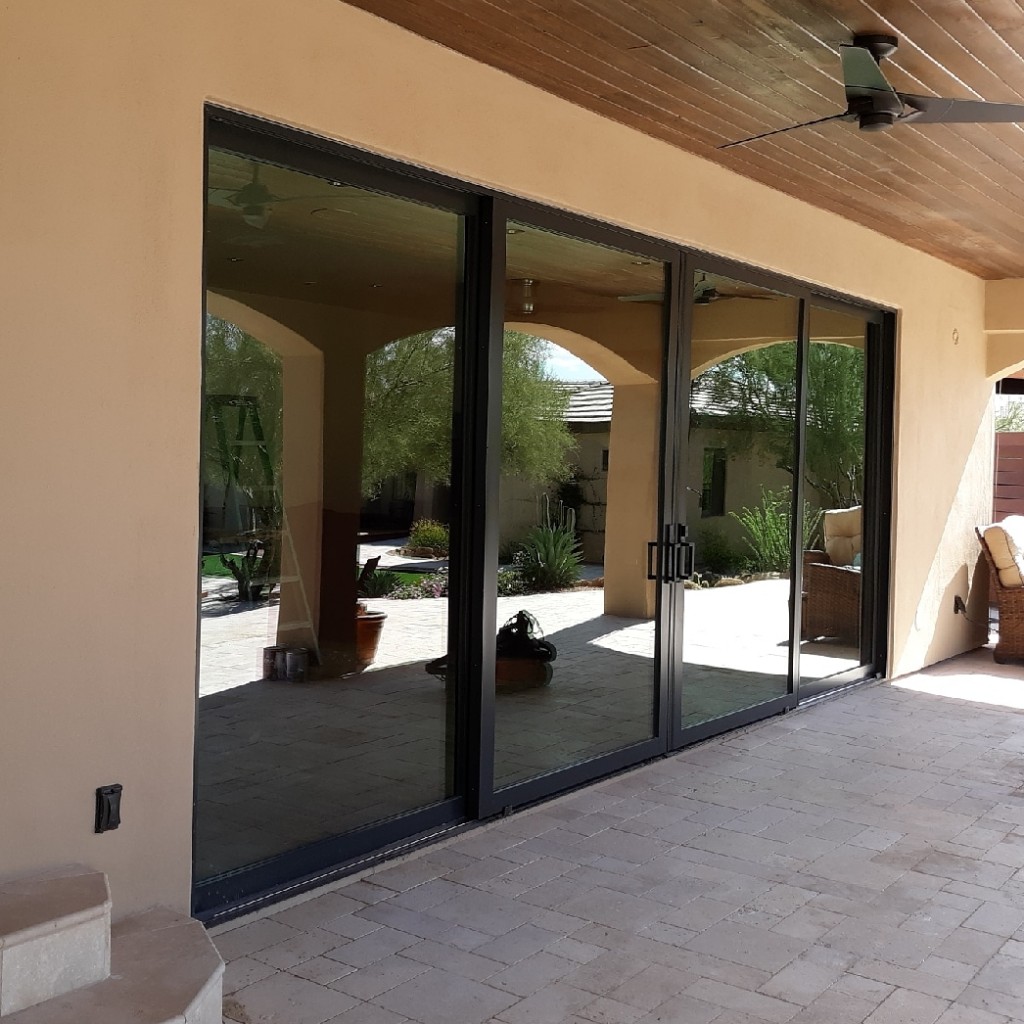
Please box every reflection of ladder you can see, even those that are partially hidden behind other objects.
[275,510,321,665]
[205,395,320,662]
[207,394,275,534]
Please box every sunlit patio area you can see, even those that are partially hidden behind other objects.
[213,644,1024,1024]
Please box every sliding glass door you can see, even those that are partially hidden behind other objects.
[195,111,893,918]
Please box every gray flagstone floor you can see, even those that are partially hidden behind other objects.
[215,645,1024,1024]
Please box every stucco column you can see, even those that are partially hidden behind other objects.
[318,348,367,649]
[604,382,660,618]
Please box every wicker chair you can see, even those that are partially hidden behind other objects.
[976,520,1024,663]
[801,506,862,644]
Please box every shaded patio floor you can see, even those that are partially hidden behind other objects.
[214,645,1024,1024]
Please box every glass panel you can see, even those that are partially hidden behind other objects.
[195,148,461,881]
[492,221,665,789]
[683,273,799,728]
[799,306,868,683]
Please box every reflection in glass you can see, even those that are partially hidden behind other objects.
[492,222,664,789]
[683,273,799,727]
[195,148,461,881]
[799,308,868,683]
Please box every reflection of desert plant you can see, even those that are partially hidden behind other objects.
[730,488,822,574]
[391,571,449,600]
[497,568,527,596]
[220,539,275,602]
[406,519,450,555]
[517,497,583,592]
[359,570,403,598]
[695,526,745,575]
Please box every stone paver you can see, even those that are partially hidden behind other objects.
[216,648,1024,1024]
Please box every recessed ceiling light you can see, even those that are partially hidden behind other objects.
[227,257,244,263]
[506,227,523,235]
[631,259,652,266]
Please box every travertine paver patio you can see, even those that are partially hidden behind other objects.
[215,646,1024,1024]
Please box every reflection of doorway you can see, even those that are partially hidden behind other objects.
[672,267,892,743]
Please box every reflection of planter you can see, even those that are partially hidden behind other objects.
[355,608,387,668]
[496,657,552,688]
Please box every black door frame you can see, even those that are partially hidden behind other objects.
[195,107,895,920]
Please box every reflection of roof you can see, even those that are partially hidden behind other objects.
[556,378,757,425]
[556,381,614,423]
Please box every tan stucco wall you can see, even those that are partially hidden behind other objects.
[0,0,996,914]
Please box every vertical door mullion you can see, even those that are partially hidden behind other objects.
[459,196,506,819]
[789,299,810,698]
[658,251,685,749]
[667,254,696,749]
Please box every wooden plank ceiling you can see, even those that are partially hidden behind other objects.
[345,0,1024,279]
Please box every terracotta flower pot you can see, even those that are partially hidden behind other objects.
[355,608,387,667]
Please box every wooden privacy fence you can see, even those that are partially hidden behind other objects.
[995,432,1024,521]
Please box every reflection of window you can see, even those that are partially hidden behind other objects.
[701,448,726,517]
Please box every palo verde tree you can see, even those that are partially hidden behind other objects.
[692,342,865,508]
[362,328,574,498]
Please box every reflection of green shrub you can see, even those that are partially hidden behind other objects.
[407,519,449,555]
[517,498,582,592]
[695,526,745,575]
[730,488,822,574]
[497,568,526,596]
[359,570,403,598]
[391,572,449,600]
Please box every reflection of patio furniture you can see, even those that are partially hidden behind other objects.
[977,518,1024,663]
[802,506,861,644]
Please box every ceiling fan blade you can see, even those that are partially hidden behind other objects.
[840,44,899,103]
[899,93,1024,124]
[719,112,850,150]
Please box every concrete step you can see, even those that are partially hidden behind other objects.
[6,907,223,1024]
[0,865,111,1015]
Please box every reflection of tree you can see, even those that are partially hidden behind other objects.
[362,328,574,498]
[692,343,864,508]
[203,316,283,486]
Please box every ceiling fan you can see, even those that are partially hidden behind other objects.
[618,275,773,303]
[207,163,373,227]
[721,34,1024,150]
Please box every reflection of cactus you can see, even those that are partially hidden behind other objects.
[220,538,275,602]
[516,496,583,592]
[730,488,822,574]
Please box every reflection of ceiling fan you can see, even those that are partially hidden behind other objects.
[207,163,371,228]
[617,276,773,304]
[721,34,1024,149]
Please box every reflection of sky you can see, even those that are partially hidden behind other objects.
[542,341,606,382]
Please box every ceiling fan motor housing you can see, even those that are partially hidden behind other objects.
[851,34,899,62]
[858,111,897,132]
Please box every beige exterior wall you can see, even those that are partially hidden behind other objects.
[0,0,1000,914]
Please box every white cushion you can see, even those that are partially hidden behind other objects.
[823,506,862,567]
[983,516,1024,589]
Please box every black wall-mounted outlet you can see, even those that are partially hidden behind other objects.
[95,784,122,833]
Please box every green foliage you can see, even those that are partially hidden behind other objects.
[358,570,404,598]
[391,572,449,600]
[730,487,823,574]
[407,519,450,555]
[362,328,574,498]
[693,342,865,508]
[497,568,527,596]
[219,540,276,602]
[516,497,583,592]
[694,526,745,575]
[203,316,283,492]
[996,398,1024,432]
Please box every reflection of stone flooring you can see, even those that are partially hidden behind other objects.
[214,648,1024,1024]
[196,582,865,880]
